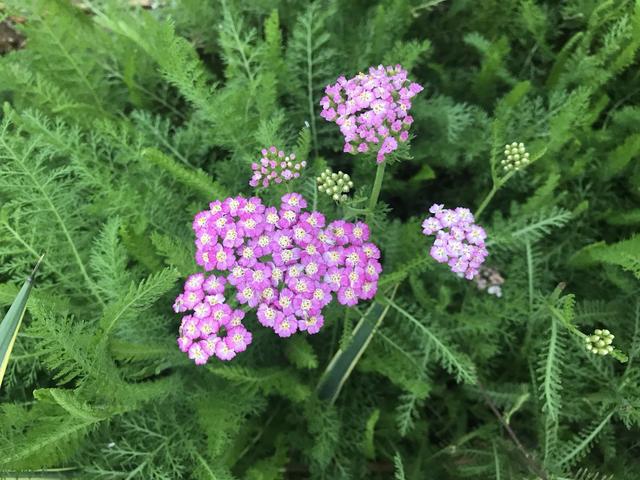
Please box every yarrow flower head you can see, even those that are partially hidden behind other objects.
[473,266,504,297]
[501,142,530,173]
[317,168,353,202]
[319,64,424,163]
[421,204,488,280]
[585,329,615,356]
[249,146,306,188]
[176,193,382,364]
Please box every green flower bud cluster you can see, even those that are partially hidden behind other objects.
[317,169,354,202]
[585,329,615,356]
[501,142,530,172]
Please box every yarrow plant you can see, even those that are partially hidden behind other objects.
[473,266,505,297]
[249,146,306,188]
[501,142,530,172]
[421,204,488,279]
[319,64,424,163]
[173,193,382,364]
[585,328,615,356]
[317,168,353,202]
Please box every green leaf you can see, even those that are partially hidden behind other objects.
[141,148,228,202]
[606,209,640,226]
[0,255,43,389]
[285,336,318,370]
[410,164,436,182]
[151,232,197,276]
[557,411,615,467]
[316,301,393,404]
[603,133,640,179]
[385,298,477,384]
[34,388,107,422]
[100,267,179,336]
[362,408,380,459]
[570,235,640,279]
[208,364,311,403]
[393,452,407,480]
[537,315,565,421]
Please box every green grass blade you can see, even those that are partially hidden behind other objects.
[0,254,44,389]
[316,299,393,404]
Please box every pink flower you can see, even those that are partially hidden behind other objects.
[422,203,488,279]
[203,274,226,294]
[338,286,359,306]
[215,341,236,361]
[177,336,192,353]
[188,343,209,365]
[274,315,298,337]
[282,193,307,212]
[212,244,235,270]
[299,314,324,334]
[250,147,306,188]
[320,64,423,163]
[258,303,280,327]
[174,193,382,365]
[225,326,252,353]
[421,217,441,235]
[183,291,203,310]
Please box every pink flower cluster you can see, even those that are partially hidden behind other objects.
[421,204,488,280]
[249,146,306,188]
[319,64,423,163]
[174,193,382,364]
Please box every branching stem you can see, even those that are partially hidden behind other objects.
[476,381,549,480]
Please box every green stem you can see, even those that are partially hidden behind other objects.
[525,240,534,314]
[475,183,498,219]
[367,161,386,223]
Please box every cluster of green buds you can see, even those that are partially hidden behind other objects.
[317,169,353,202]
[501,142,530,172]
[585,329,615,356]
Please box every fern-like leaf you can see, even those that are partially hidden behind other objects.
[90,218,131,303]
[286,1,337,154]
[386,298,477,384]
[537,315,566,421]
[100,267,179,337]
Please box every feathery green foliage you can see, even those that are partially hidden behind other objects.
[0,0,639,478]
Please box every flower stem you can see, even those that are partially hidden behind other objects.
[475,183,498,219]
[367,161,386,222]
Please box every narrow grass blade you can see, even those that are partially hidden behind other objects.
[0,467,78,478]
[316,293,395,404]
[0,254,44,389]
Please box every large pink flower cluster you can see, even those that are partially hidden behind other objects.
[421,204,488,280]
[174,193,382,364]
[320,64,423,163]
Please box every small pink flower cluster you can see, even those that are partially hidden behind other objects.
[319,64,423,163]
[174,193,382,364]
[249,146,306,188]
[421,204,488,280]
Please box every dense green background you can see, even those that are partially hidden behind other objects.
[1,0,639,478]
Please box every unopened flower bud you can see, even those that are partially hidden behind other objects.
[585,329,615,356]
[503,141,531,173]
[316,168,353,203]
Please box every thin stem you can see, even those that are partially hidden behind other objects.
[306,17,318,156]
[525,240,534,314]
[475,183,498,219]
[367,161,386,223]
[476,381,549,480]
[221,0,255,83]
[312,180,318,211]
